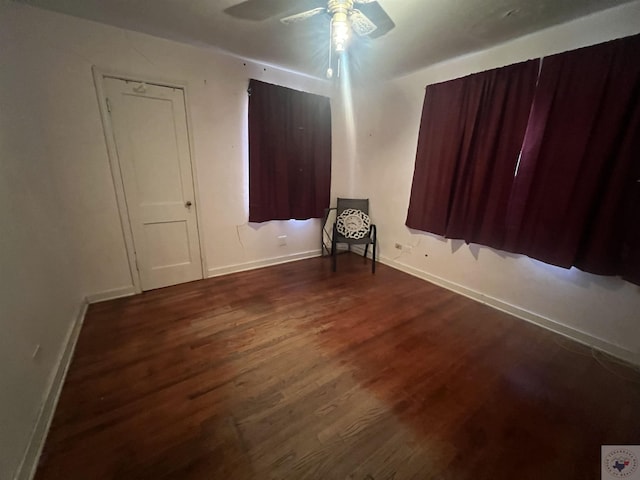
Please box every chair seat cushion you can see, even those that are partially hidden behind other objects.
[336,208,370,239]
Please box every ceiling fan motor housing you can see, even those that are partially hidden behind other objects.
[328,0,354,15]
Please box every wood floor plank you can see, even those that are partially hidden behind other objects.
[36,254,640,479]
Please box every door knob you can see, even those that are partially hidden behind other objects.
[185,200,192,207]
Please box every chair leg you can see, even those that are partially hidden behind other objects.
[364,244,369,263]
[332,245,337,272]
[332,225,337,272]
[372,241,376,273]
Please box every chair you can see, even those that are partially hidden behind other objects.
[331,198,377,273]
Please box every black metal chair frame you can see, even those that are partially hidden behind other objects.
[321,207,336,257]
[325,198,376,273]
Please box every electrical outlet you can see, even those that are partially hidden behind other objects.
[278,235,287,246]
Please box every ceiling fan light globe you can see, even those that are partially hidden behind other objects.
[332,16,351,51]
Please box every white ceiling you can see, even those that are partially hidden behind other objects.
[22,0,636,80]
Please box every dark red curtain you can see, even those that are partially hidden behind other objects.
[248,79,331,223]
[406,59,539,249]
[505,34,640,284]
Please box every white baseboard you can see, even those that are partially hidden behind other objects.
[208,250,322,278]
[85,285,136,304]
[15,300,89,480]
[378,254,640,368]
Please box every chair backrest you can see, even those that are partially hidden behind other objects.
[337,198,369,217]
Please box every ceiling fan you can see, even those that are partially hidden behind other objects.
[224,0,395,78]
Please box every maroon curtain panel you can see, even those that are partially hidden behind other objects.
[505,34,640,284]
[248,79,331,223]
[406,59,539,249]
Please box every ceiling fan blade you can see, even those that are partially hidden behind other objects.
[224,0,324,21]
[355,1,395,38]
[281,7,326,24]
[349,9,377,36]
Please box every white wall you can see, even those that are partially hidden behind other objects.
[0,3,349,478]
[0,6,87,477]
[349,1,640,361]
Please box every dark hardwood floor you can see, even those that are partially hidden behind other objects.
[36,254,640,479]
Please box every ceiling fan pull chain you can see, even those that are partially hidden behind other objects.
[327,18,334,79]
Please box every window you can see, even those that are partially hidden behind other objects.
[406,33,640,285]
[505,34,640,283]
[406,60,539,249]
[248,79,332,223]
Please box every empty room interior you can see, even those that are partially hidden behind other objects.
[2,0,640,479]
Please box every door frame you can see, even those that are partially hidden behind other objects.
[92,66,207,293]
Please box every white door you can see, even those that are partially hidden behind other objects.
[104,77,202,291]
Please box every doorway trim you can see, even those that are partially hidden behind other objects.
[92,66,208,293]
